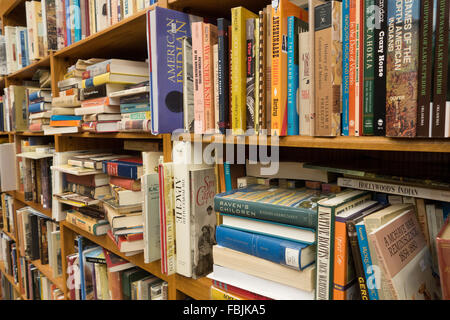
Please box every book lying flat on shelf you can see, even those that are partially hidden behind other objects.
[54,192,100,207]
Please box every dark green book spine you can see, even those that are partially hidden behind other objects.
[214,197,316,229]
[363,0,375,135]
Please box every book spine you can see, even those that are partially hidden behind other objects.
[265,8,272,132]
[333,218,354,300]
[342,0,350,136]
[81,84,107,100]
[287,16,299,136]
[214,195,316,228]
[357,0,364,136]
[386,0,420,137]
[355,222,379,300]
[362,0,375,135]
[217,18,230,134]
[45,0,57,50]
[337,176,450,202]
[254,17,261,134]
[223,162,232,191]
[65,0,72,46]
[431,0,450,137]
[231,8,254,135]
[258,11,266,133]
[372,0,387,136]
[346,220,369,300]
[67,211,105,236]
[315,205,334,300]
[437,234,450,300]
[245,18,256,133]
[350,0,359,136]
[299,31,311,135]
[215,225,307,270]
[415,0,434,136]
[203,23,217,133]
[192,22,204,134]
[103,161,140,179]
[109,176,140,191]
[314,1,342,136]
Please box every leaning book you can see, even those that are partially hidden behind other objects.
[368,207,441,300]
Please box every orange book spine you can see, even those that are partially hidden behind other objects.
[193,22,205,134]
[50,120,81,126]
[81,96,115,107]
[203,23,218,133]
[348,0,357,136]
[333,219,349,300]
[271,0,308,136]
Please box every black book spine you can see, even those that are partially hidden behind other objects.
[29,215,41,261]
[217,18,230,134]
[346,220,368,300]
[39,217,49,265]
[416,0,435,137]
[30,159,37,203]
[81,84,107,100]
[431,0,450,137]
[373,0,387,136]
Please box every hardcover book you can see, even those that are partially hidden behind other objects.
[314,1,342,136]
[202,23,218,133]
[315,190,371,300]
[436,217,450,299]
[386,0,420,137]
[217,18,231,134]
[214,184,329,228]
[245,18,256,133]
[148,7,201,135]
[189,167,216,279]
[231,6,258,135]
[271,0,308,136]
[192,21,205,134]
[182,37,195,132]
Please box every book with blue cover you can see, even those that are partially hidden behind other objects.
[147,7,202,134]
[216,225,315,270]
[28,102,52,113]
[50,115,82,121]
[214,184,331,228]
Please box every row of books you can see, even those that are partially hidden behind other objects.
[146,2,450,138]
[66,236,168,300]
[208,159,450,300]
[0,0,157,75]
[0,273,21,300]
[39,58,150,134]
[1,194,15,235]
[0,232,19,285]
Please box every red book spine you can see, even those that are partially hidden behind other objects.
[62,0,67,47]
[84,0,90,37]
[81,121,98,132]
[437,217,450,300]
[358,0,364,136]
[107,162,119,176]
[125,233,143,242]
[28,123,42,132]
[65,173,95,187]
[82,70,90,79]
[109,176,140,191]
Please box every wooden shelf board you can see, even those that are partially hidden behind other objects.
[175,275,211,300]
[1,229,16,243]
[6,55,51,81]
[0,0,24,17]
[14,131,48,136]
[61,221,169,282]
[54,7,154,60]
[176,133,450,153]
[13,191,53,218]
[60,132,164,139]
[0,260,26,299]
[29,259,65,293]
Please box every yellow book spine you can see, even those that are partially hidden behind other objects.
[210,286,246,300]
[231,7,258,135]
[254,17,261,134]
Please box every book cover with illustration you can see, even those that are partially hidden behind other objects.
[385,0,420,137]
[190,167,217,279]
[147,7,201,134]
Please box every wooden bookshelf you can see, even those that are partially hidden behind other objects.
[1,0,449,303]
[176,133,450,153]
[1,228,16,243]
[0,261,25,299]
[6,55,51,82]
[11,191,52,218]
[28,259,65,294]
